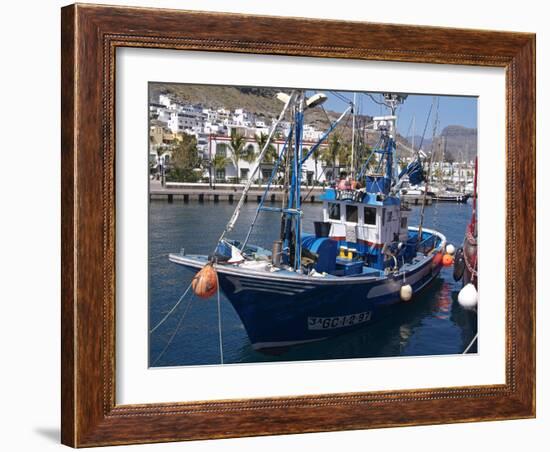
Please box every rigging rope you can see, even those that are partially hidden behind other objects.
[404,115,414,148]
[417,102,433,151]
[150,274,226,365]
[149,281,193,334]
[364,93,387,108]
[216,272,224,364]
[329,90,353,105]
[463,332,478,354]
[302,165,328,203]
[320,104,332,125]
[151,292,195,366]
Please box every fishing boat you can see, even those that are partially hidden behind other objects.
[400,184,469,203]
[433,189,470,203]
[169,92,450,351]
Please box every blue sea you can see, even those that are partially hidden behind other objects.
[149,200,477,367]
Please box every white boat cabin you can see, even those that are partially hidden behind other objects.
[319,189,410,250]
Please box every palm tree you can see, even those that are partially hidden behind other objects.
[228,128,246,182]
[254,132,278,185]
[310,147,321,184]
[338,143,352,170]
[323,133,342,182]
[242,144,258,183]
[255,132,278,164]
[243,144,257,164]
[212,154,229,182]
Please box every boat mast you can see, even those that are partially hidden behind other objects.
[280,91,305,271]
[293,93,304,270]
[418,96,439,240]
[412,115,415,153]
[377,94,405,189]
[351,92,356,178]
[442,136,446,189]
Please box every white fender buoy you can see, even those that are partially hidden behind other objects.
[458,283,478,309]
[400,284,413,302]
[446,244,456,255]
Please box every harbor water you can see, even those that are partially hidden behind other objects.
[149,200,478,367]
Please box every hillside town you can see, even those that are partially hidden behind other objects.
[149,92,476,191]
[149,93,331,185]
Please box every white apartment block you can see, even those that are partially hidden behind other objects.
[207,136,328,184]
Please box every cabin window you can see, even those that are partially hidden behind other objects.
[401,217,407,228]
[387,210,393,222]
[364,207,376,225]
[345,205,358,223]
[328,202,340,220]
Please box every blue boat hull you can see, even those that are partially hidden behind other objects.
[217,258,442,349]
[170,244,444,350]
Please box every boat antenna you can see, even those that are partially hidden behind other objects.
[382,93,407,116]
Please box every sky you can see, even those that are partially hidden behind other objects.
[306,90,478,137]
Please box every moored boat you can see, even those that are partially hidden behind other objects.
[433,191,470,203]
[170,91,451,351]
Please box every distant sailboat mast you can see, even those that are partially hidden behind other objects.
[351,92,356,178]
[418,96,440,239]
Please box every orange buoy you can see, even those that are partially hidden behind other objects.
[432,251,443,268]
[192,264,218,299]
[442,254,454,267]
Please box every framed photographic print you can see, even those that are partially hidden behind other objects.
[61,3,536,447]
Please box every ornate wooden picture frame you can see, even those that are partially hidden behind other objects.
[61,3,535,447]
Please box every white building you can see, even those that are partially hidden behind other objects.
[207,135,327,185]
[167,111,205,134]
[303,124,324,142]
[158,94,173,108]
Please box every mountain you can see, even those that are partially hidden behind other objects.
[440,125,477,162]
[405,125,477,162]
[150,83,283,117]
